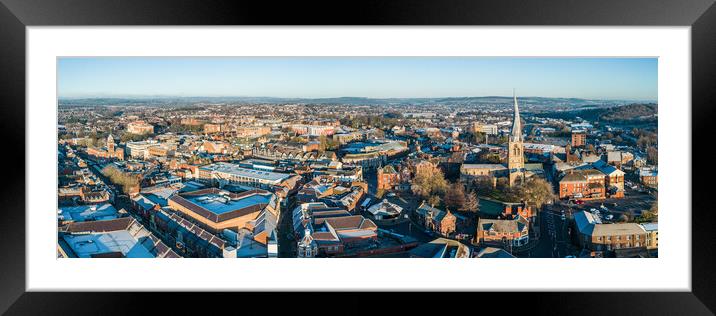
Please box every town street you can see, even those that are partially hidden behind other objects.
[525,207,574,258]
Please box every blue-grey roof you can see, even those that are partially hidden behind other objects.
[186,193,272,215]
[640,222,658,232]
[200,162,290,182]
[58,203,119,222]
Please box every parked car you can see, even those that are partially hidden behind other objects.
[575,200,585,205]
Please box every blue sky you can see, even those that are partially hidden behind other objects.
[58,57,657,100]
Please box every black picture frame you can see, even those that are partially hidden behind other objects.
[1,0,714,314]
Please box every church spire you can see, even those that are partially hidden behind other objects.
[511,89,522,142]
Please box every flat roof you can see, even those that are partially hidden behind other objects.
[186,193,272,215]
[61,230,155,258]
[170,188,275,222]
[58,203,119,222]
[200,162,290,182]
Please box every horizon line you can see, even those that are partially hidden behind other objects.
[57,94,658,102]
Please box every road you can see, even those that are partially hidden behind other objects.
[525,207,575,258]
[277,196,297,257]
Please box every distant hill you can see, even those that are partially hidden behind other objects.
[599,103,658,122]
[533,103,657,124]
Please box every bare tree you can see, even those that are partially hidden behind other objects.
[444,182,466,211]
[462,190,480,213]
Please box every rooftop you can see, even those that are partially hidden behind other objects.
[59,217,179,258]
[409,238,471,258]
[200,162,290,182]
[476,247,516,258]
[574,211,646,236]
[461,163,507,170]
[169,188,275,222]
[58,203,119,222]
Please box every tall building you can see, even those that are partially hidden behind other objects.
[507,91,525,186]
[572,130,587,147]
[107,134,115,153]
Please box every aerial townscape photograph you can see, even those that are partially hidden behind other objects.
[56,57,658,259]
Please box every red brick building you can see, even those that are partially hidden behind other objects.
[415,201,457,237]
[558,169,606,200]
[571,130,586,147]
[86,134,124,161]
[476,216,529,247]
[377,165,400,190]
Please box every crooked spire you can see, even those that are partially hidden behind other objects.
[511,89,522,142]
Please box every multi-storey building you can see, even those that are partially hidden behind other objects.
[377,165,400,190]
[476,216,529,247]
[126,121,155,135]
[125,140,160,159]
[571,130,587,147]
[640,222,658,250]
[415,201,457,237]
[638,167,658,188]
[198,162,291,189]
[235,126,271,138]
[167,188,280,237]
[558,169,607,200]
[574,211,648,252]
[293,202,378,257]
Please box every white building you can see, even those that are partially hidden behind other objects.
[125,140,159,159]
[198,162,291,189]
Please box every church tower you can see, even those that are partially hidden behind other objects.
[107,134,115,153]
[508,90,525,186]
